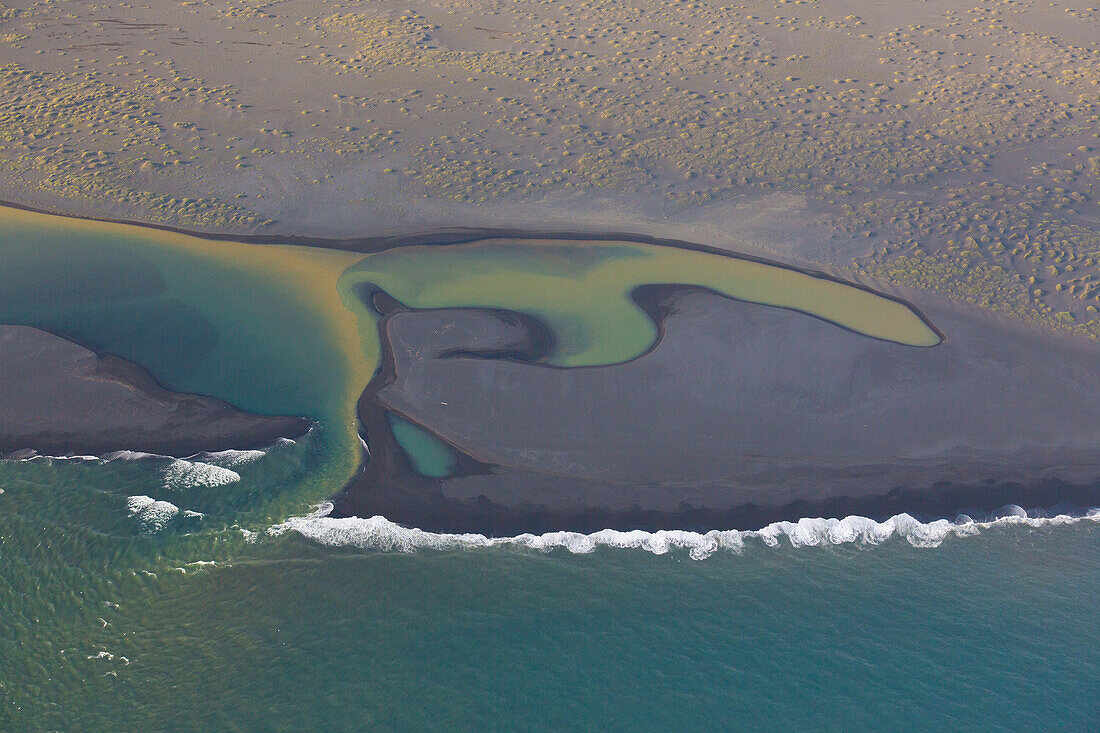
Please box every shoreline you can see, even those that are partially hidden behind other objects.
[323,487,1100,540]
[5,200,1100,535]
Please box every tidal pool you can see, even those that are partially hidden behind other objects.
[386,412,460,478]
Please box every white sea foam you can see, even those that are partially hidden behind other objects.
[7,442,280,468]
[127,495,180,533]
[163,459,241,490]
[6,448,162,463]
[269,502,1100,560]
[102,450,159,461]
[193,448,267,468]
[7,451,101,462]
[175,559,224,574]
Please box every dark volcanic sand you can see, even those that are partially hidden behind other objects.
[0,325,310,456]
[336,286,1100,534]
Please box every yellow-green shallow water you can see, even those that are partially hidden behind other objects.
[340,237,940,368]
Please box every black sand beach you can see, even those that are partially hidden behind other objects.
[336,284,1100,534]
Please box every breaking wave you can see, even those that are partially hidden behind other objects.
[195,449,267,468]
[1,444,293,490]
[103,450,160,461]
[5,450,101,462]
[270,502,1100,560]
[163,459,241,490]
[127,495,180,533]
[5,438,292,469]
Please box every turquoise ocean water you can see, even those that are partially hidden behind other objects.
[3,454,1097,730]
[0,209,1097,729]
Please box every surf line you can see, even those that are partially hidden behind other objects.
[270,502,1100,560]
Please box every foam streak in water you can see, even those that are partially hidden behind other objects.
[270,503,1100,560]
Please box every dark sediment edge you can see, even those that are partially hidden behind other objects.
[337,477,1100,536]
[0,198,946,346]
[0,326,313,457]
[340,286,503,500]
[331,283,1100,534]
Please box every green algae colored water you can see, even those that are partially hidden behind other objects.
[0,207,1095,730]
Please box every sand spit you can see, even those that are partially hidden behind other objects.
[0,325,310,456]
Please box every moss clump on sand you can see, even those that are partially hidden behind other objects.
[855,249,1100,339]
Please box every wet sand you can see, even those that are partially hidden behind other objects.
[0,326,310,456]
